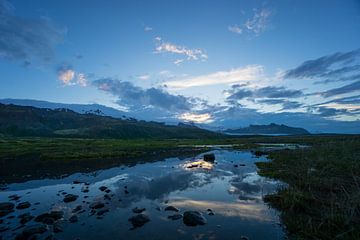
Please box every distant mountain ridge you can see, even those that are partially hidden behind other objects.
[225,123,310,135]
[0,103,223,139]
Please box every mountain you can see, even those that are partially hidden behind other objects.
[0,103,223,139]
[225,123,310,135]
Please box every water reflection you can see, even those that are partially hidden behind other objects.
[0,150,286,240]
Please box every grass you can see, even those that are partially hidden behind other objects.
[256,135,360,240]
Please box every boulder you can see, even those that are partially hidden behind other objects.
[132,207,146,214]
[63,194,78,203]
[167,214,183,220]
[183,211,207,226]
[89,202,104,209]
[16,201,31,210]
[128,214,150,228]
[164,206,179,212]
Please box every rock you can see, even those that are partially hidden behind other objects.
[72,180,83,184]
[240,236,249,240]
[0,202,15,210]
[72,205,82,213]
[8,194,21,201]
[0,226,9,232]
[105,189,111,193]
[167,214,183,220]
[69,215,78,223]
[239,164,246,166]
[35,211,64,223]
[16,202,31,210]
[96,209,109,216]
[132,207,145,214]
[234,164,238,167]
[128,214,150,228]
[124,190,129,194]
[18,213,34,224]
[20,224,47,238]
[0,202,14,217]
[203,153,215,162]
[63,194,78,203]
[164,206,179,212]
[89,202,104,209]
[99,186,107,191]
[183,211,207,226]
[103,194,111,200]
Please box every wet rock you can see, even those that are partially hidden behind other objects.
[103,194,111,200]
[128,214,150,228]
[35,211,64,224]
[105,189,111,193]
[69,215,78,223]
[183,211,207,226]
[239,164,246,166]
[63,194,78,203]
[72,205,82,213]
[0,202,14,217]
[89,202,104,209]
[19,213,34,224]
[0,202,15,211]
[16,202,31,210]
[96,209,109,216]
[124,190,129,194]
[164,206,179,212]
[207,209,214,215]
[203,153,215,162]
[167,214,183,220]
[234,164,238,167]
[8,194,21,201]
[99,186,107,191]
[73,180,83,184]
[240,236,249,240]
[18,224,47,239]
[132,207,145,214]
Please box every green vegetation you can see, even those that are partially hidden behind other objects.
[256,135,360,240]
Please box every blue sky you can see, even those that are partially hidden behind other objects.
[1,0,360,132]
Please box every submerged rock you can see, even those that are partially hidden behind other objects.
[0,202,15,217]
[128,214,150,228]
[89,202,104,209]
[183,211,207,226]
[132,207,146,214]
[203,153,215,162]
[63,194,78,203]
[18,213,34,224]
[16,202,31,210]
[69,215,78,223]
[99,186,107,191]
[35,211,64,224]
[164,206,179,212]
[167,214,183,220]
[17,224,47,239]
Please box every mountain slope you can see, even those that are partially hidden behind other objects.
[0,103,222,139]
[225,123,310,135]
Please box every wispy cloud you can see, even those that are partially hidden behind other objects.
[137,74,150,80]
[0,0,65,65]
[93,78,193,112]
[144,26,152,31]
[154,37,207,64]
[321,80,360,98]
[164,65,264,89]
[284,49,360,80]
[228,8,272,36]
[228,25,242,34]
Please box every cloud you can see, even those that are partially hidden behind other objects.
[321,80,360,97]
[164,65,264,89]
[228,25,242,34]
[57,65,75,85]
[179,112,212,123]
[154,38,207,64]
[174,59,184,65]
[57,64,87,87]
[144,26,152,31]
[0,0,65,65]
[257,99,303,110]
[226,85,304,101]
[229,8,272,36]
[137,74,150,80]
[244,8,272,35]
[284,49,360,79]
[93,78,193,112]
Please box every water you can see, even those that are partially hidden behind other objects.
[0,149,286,240]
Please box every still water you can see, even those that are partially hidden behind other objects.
[0,149,286,240]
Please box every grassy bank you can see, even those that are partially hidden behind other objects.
[256,136,360,239]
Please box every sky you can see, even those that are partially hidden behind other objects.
[0,0,360,133]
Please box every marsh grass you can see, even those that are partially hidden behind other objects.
[256,136,360,239]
